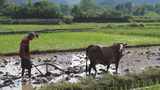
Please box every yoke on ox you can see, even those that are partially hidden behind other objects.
[86,43,127,76]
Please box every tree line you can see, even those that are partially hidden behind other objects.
[0,0,160,20]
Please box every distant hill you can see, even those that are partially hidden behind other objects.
[8,0,160,5]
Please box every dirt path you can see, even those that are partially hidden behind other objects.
[0,46,160,90]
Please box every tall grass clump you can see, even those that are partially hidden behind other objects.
[39,67,160,90]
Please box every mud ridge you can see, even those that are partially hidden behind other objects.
[1,44,160,56]
[0,28,95,35]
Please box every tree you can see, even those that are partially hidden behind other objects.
[115,2,133,16]
[133,6,145,16]
[79,0,97,18]
[32,1,62,18]
[60,4,71,15]
[71,5,82,18]
[0,0,6,8]
[27,0,33,6]
[2,3,18,18]
[80,0,96,11]
[155,3,160,14]
[143,4,154,11]
[0,0,6,14]
[3,0,62,19]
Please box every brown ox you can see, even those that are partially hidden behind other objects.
[86,43,127,75]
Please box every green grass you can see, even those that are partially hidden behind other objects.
[0,32,160,54]
[39,67,160,90]
[1,23,160,54]
[0,23,98,32]
[100,28,160,38]
[138,84,160,90]
[1,22,160,32]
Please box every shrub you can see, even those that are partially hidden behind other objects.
[63,16,73,24]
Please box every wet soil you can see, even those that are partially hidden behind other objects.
[0,46,160,90]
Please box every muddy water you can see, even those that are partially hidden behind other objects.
[0,46,160,90]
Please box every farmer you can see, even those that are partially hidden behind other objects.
[19,32,39,78]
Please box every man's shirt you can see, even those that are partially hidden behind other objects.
[19,38,30,59]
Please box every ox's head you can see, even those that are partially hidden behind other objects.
[119,43,127,52]
[113,43,128,55]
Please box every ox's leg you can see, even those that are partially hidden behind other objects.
[93,65,97,76]
[115,62,119,74]
[86,59,88,75]
[89,63,96,76]
[106,64,110,72]
[88,64,92,75]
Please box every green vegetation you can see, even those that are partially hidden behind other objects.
[1,22,160,32]
[1,31,160,54]
[144,11,160,17]
[0,23,97,32]
[1,23,160,54]
[140,84,160,90]
[39,67,160,90]
[1,0,160,22]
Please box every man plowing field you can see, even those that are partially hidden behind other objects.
[19,32,39,78]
